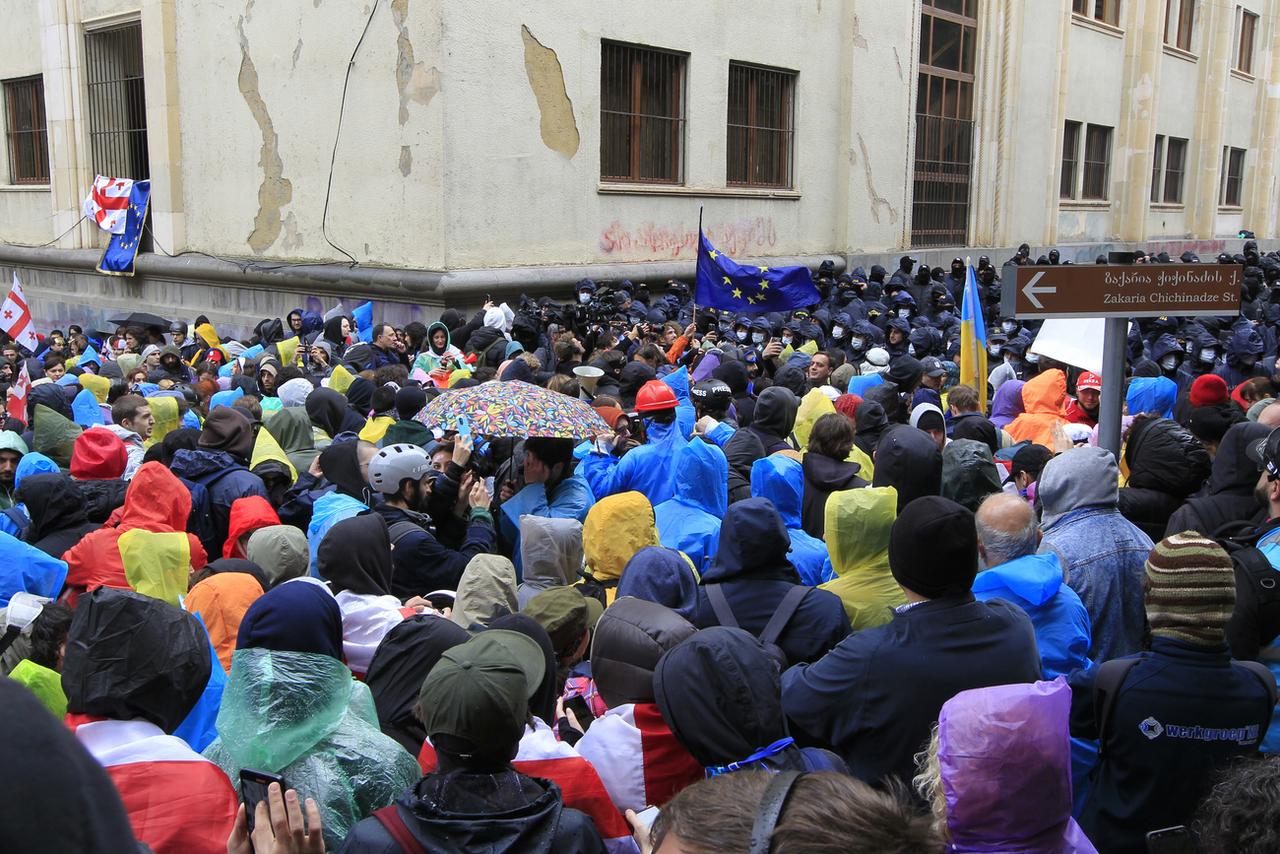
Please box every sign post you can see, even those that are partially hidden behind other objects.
[1003,263,1241,459]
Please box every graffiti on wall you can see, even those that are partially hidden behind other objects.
[598,217,778,259]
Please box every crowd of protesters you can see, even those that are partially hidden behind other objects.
[6,240,1280,853]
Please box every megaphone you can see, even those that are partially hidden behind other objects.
[574,365,604,400]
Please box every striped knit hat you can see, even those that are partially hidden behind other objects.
[1145,531,1236,646]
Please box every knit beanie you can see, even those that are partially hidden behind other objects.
[1144,531,1236,646]
[1189,374,1230,408]
[888,495,978,598]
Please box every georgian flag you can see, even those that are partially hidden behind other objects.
[6,360,30,425]
[83,175,134,234]
[1,274,39,353]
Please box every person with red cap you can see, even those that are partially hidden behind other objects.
[70,427,129,481]
[1065,372,1102,428]
[580,379,686,506]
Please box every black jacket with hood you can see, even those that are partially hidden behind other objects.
[871,424,942,512]
[800,452,867,539]
[691,498,849,666]
[17,472,100,559]
[1117,416,1212,541]
[1165,421,1270,538]
[723,387,798,504]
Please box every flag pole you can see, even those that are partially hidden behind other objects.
[693,206,702,329]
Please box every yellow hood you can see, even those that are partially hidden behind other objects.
[250,426,298,485]
[328,364,355,395]
[793,389,834,450]
[143,396,180,447]
[819,486,905,629]
[80,372,111,404]
[276,336,301,367]
[358,415,395,445]
[119,528,192,607]
[583,491,660,582]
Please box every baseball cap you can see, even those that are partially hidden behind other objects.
[417,630,546,750]
[1247,426,1280,478]
[1077,372,1102,392]
[523,586,601,654]
[1009,443,1054,483]
[920,356,946,378]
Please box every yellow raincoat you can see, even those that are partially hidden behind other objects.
[250,427,299,486]
[581,491,660,603]
[327,364,355,395]
[276,336,301,367]
[9,659,67,717]
[80,372,111,404]
[119,528,192,607]
[792,388,875,480]
[818,486,905,630]
[358,416,395,445]
[191,322,229,365]
[144,395,179,447]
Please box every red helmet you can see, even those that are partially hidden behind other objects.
[634,380,678,412]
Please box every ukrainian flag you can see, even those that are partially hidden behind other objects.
[959,260,988,412]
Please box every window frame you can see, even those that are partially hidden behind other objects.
[725,61,797,189]
[1235,6,1258,75]
[1150,134,1165,204]
[599,40,688,185]
[1219,145,1246,208]
[3,75,49,186]
[84,22,151,182]
[1060,120,1082,200]
[1073,0,1122,26]
[1162,136,1187,204]
[1164,0,1195,52]
[1081,123,1113,201]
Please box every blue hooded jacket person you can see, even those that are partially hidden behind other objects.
[1125,375,1177,419]
[750,455,831,586]
[616,546,701,621]
[580,383,685,507]
[1214,324,1268,388]
[653,439,727,574]
[692,498,849,666]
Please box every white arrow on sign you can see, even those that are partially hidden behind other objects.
[1022,271,1057,310]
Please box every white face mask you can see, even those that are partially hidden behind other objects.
[1184,341,1195,355]
[831,326,845,339]
[1026,353,1040,364]
[578,293,591,304]
[781,335,793,346]
[988,344,1002,357]
[1160,355,1179,370]
[908,344,916,356]
[736,329,748,342]
[751,332,765,344]
[1200,350,1217,364]
[897,308,912,318]
[851,337,865,350]
[1002,321,1017,333]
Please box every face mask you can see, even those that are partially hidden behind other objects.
[736,329,748,342]
[897,308,912,318]
[1026,353,1040,364]
[1160,355,1179,370]
[751,332,765,344]
[578,293,591,304]
[781,335,793,346]
[831,326,845,339]
[1200,351,1216,364]
[851,337,865,350]
[988,344,1002,357]
[1184,341,1195,355]
[1002,321,1017,333]
[908,344,916,356]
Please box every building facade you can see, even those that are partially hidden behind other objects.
[0,0,1278,334]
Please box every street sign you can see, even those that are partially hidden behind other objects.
[1001,264,1241,319]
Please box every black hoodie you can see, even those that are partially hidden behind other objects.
[317,513,393,596]
[1165,421,1269,537]
[1117,416,1212,541]
[871,424,942,511]
[17,472,99,558]
[366,615,470,752]
[654,626,846,773]
[723,387,798,503]
[306,387,366,438]
[800,452,868,539]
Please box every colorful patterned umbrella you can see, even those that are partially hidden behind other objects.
[414,380,610,440]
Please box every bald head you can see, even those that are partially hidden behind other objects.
[1259,402,1280,429]
[975,492,1039,568]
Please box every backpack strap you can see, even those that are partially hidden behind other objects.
[759,586,810,648]
[705,583,739,629]
[1092,657,1140,758]
[1237,659,1280,710]
[373,805,427,854]
[386,519,423,549]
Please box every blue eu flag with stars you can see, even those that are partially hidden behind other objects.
[694,231,820,315]
[96,179,151,277]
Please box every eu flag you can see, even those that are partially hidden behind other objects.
[694,231,820,314]
[96,179,151,277]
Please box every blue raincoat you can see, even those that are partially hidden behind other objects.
[1124,376,1177,419]
[750,455,831,586]
[654,439,727,573]
[173,612,228,752]
[0,529,67,606]
[0,452,61,538]
[580,415,686,506]
[500,472,595,575]
[307,492,368,575]
[661,366,698,440]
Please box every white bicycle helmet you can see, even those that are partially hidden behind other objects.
[368,443,433,494]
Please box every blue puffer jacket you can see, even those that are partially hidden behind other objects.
[972,552,1092,680]
[169,449,269,558]
[654,439,728,574]
[749,455,832,586]
[580,416,685,507]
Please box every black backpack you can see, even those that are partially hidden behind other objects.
[1212,520,1280,661]
[704,583,809,667]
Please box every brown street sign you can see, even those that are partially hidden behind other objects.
[1002,264,1241,319]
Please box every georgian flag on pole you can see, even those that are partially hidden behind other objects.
[1,273,40,353]
[83,175,135,234]
[6,360,29,425]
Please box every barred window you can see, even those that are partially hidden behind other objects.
[3,76,48,184]
[726,63,795,188]
[1162,137,1187,203]
[85,23,149,180]
[600,41,686,184]
[1151,135,1165,204]
[1060,120,1081,199]
[1220,146,1245,207]
[1082,124,1112,200]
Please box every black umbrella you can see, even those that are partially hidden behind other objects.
[107,311,169,329]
